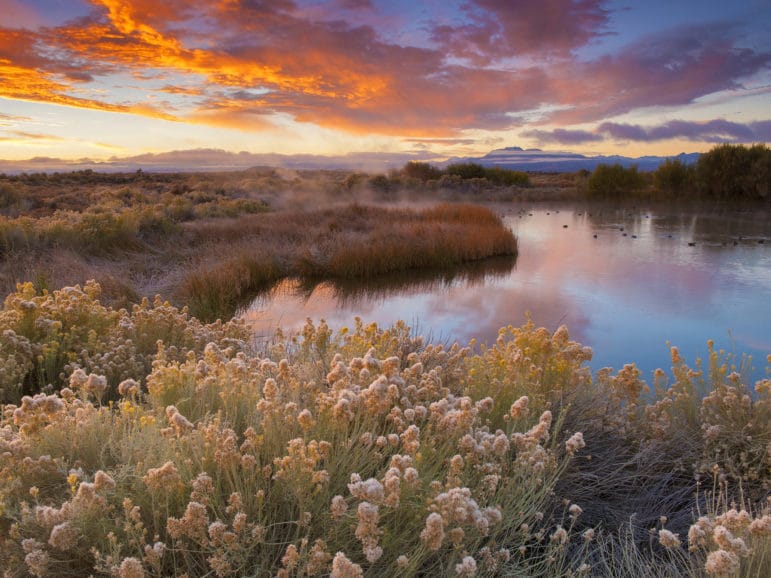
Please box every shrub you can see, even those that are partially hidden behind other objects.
[696,143,771,200]
[654,158,695,196]
[367,174,392,194]
[0,182,22,212]
[586,164,647,197]
[0,293,769,576]
[446,162,487,180]
[0,281,248,402]
[401,161,443,182]
[0,315,590,577]
[484,167,530,187]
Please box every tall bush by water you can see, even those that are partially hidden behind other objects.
[586,164,647,197]
[654,158,695,197]
[696,143,770,200]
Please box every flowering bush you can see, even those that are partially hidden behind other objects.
[0,283,768,576]
[0,281,247,402]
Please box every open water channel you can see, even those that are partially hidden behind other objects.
[242,204,771,384]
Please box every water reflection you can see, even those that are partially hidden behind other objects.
[242,204,771,383]
[294,255,516,305]
[240,255,519,342]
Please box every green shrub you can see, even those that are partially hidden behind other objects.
[445,162,487,180]
[586,164,646,197]
[696,143,771,200]
[484,167,530,187]
[654,158,695,196]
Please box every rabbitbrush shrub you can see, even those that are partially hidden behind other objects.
[0,283,768,576]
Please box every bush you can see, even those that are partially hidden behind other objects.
[443,163,530,187]
[368,174,392,194]
[586,164,647,197]
[654,158,695,196]
[445,162,487,180]
[401,161,442,182]
[696,143,771,200]
[484,167,530,187]
[0,281,248,402]
[0,303,768,577]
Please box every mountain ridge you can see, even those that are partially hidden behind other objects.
[0,147,701,174]
[440,148,701,172]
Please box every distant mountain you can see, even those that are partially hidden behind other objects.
[440,147,701,172]
[0,147,701,174]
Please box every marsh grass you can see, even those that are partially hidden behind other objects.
[182,256,284,324]
[0,282,768,577]
[179,203,517,321]
[1,169,518,322]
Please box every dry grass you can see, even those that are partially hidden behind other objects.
[0,200,516,322]
[178,203,516,320]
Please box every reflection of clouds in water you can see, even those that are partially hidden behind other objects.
[241,257,521,342]
[243,269,591,347]
[242,204,769,381]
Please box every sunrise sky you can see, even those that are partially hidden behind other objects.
[1,0,769,169]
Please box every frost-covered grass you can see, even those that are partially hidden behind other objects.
[0,282,768,577]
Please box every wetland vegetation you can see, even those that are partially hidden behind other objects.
[0,143,769,576]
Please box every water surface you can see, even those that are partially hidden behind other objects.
[242,204,771,383]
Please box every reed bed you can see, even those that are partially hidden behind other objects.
[0,202,516,324]
[178,204,517,321]
[0,282,768,577]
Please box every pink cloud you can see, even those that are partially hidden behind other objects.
[547,25,770,124]
[432,0,610,64]
[525,119,771,146]
[0,2,767,141]
[522,128,603,145]
[2,0,46,29]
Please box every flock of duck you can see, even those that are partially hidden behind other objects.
[511,208,767,246]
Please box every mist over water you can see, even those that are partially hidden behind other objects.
[242,203,771,384]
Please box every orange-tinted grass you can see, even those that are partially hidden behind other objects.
[180,203,516,320]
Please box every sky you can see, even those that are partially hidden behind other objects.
[0,0,769,169]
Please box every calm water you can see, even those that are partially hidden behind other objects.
[242,204,771,383]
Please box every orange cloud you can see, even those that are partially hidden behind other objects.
[0,1,767,141]
[0,58,179,121]
[82,0,390,102]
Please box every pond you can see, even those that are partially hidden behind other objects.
[241,203,771,384]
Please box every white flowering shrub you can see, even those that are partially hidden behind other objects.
[0,284,768,576]
[0,304,593,576]
[0,281,248,402]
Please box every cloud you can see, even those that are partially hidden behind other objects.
[0,113,33,126]
[525,119,771,145]
[2,0,45,29]
[0,147,439,173]
[521,128,603,145]
[431,0,610,64]
[0,2,767,141]
[597,120,761,143]
[402,138,478,146]
[0,131,66,142]
[547,24,771,124]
